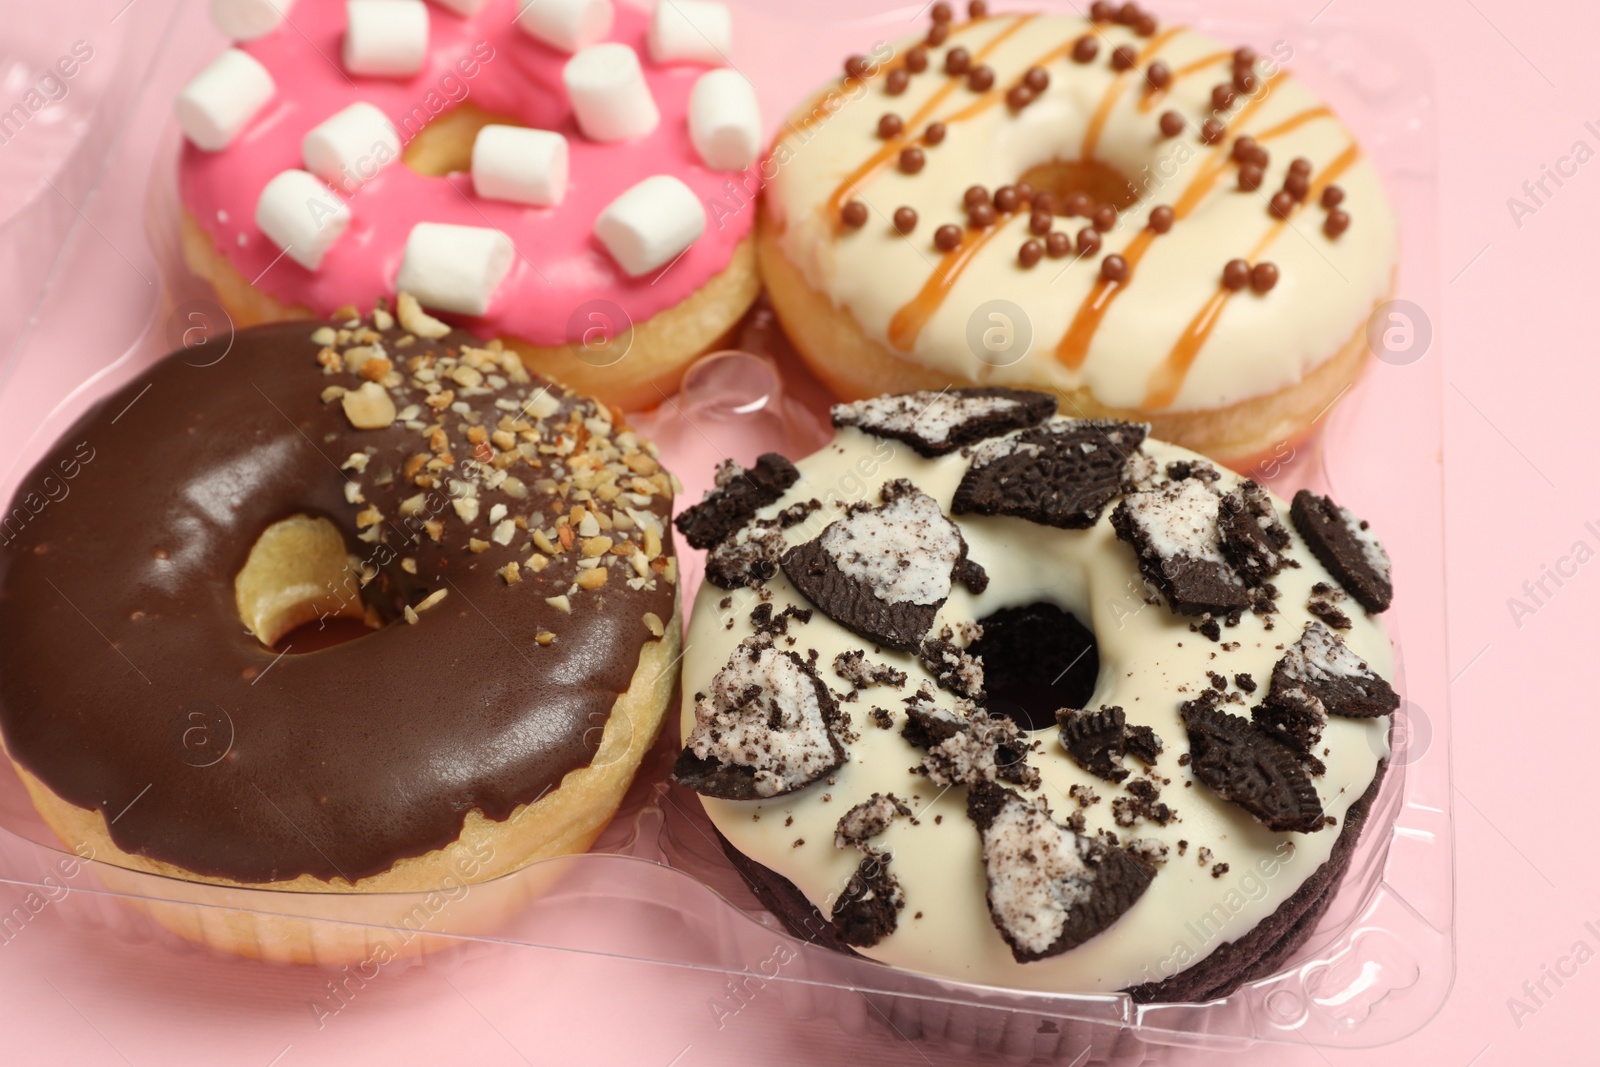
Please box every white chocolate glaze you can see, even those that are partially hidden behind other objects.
[683,426,1392,993]
[763,13,1398,414]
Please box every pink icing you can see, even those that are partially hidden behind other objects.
[177,0,757,346]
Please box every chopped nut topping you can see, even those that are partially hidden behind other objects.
[341,381,396,430]
[643,612,665,638]
[397,292,451,339]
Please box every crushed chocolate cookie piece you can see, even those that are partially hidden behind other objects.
[1290,489,1393,613]
[674,454,799,549]
[1112,479,1251,616]
[782,480,971,651]
[1263,620,1399,730]
[1307,581,1353,630]
[956,556,990,594]
[831,850,906,948]
[1211,862,1230,878]
[869,706,893,729]
[1111,778,1173,828]
[1124,725,1163,765]
[775,498,822,528]
[919,637,985,699]
[1165,460,1220,484]
[953,419,1149,529]
[1197,616,1223,641]
[1068,783,1101,808]
[906,699,1038,788]
[1197,846,1212,865]
[749,602,813,638]
[831,388,1056,457]
[1234,673,1257,693]
[1217,481,1293,585]
[833,649,908,691]
[704,526,785,589]
[834,793,911,848]
[1127,838,1170,869]
[1208,672,1228,691]
[1057,705,1130,782]
[673,639,844,799]
[966,782,1151,962]
[1180,699,1326,833]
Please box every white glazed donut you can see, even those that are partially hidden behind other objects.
[671,386,1398,997]
[758,3,1398,468]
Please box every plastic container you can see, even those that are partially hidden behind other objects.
[0,1,1448,1061]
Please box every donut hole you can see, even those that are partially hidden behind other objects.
[969,602,1099,732]
[403,104,527,178]
[234,515,376,652]
[1018,160,1139,213]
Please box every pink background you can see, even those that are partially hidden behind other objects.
[0,0,1590,1063]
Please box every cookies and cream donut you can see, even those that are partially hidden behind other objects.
[671,387,1397,998]
[0,297,680,961]
[758,2,1397,467]
[176,0,762,409]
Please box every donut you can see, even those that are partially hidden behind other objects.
[670,387,1397,998]
[175,0,763,410]
[0,295,681,961]
[758,4,1397,468]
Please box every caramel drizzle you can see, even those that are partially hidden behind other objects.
[1135,49,1233,113]
[1081,26,1185,160]
[888,213,1024,350]
[1252,104,1333,141]
[1054,75,1290,371]
[823,15,1039,224]
[1140,141,1362,410]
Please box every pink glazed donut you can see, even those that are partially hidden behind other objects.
[175,0,762,409]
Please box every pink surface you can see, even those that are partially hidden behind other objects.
[0,0,1591,1064]
[179,0,755,345]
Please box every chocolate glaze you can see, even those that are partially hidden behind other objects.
[0,321,676,884]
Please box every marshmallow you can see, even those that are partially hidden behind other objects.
[174,49,276,151]
[595,174,705,276]
[471,126,569,207]
[255,170,351,271]
[396,223,515,315]
[688,68,759,171]
[344,0,429,78]
[210,0,297,40]
[647,0,731,66]
[302,102,402,188]
[515,0,614,54]
[431,0,489,14]
[564,44,659,143]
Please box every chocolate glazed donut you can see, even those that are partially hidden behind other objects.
[0,307,679,889]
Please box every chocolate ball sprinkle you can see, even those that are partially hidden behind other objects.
[886,69,910,95]
[1324,209,1351,238]
[1092,204,1117,232]
[1233,47,1257,69]
[1201,118,1226,143]
[968,202,997,228]
[1269,190,1295,219]
[1006,84,1034,109]
[1077,227,1102,255]
[878,113,904,139]
[969,0,989,17]
[1221,258,1251,290]
[1090,0,1116,19]
[1116,2,1141,24]
[1321,185,1346,209]
[993,185,1021,213]
[1149,205,1175,233]
[1238,163,1264,191]
[934,224,963,251]
[1284,171,1310,201]
[841,200,869,228]
[894,206,918,234]
[1101,254,1129,282]
[1033,191,1059,216]
[945,47,971,76]
[1111,45,1138,71]
[844,55,871,80]
[1233,69,1258,94]
[1029,210,1053,235]
[1211,83,1236,110]
[1016,181,1036,202]
[1250,262,1279,293]
[1072,35,1100,63]
[1024,66,1050,92]
[899,146,926,174]
[931,2,953,22]
[1046,231,1073,257]
[1159,110,1186,137]
[1289,157,1312,176]
[1064,192,1092,217]
[906,47,930,73]
[1018,239,1043,267]
[968,65,996,92]
[924,121,947,145]
[927,22,950,46]
[1132,12,1158,36]
[1231,136,1259,162]
[963,184,990,209]
[1146,60,1172,90]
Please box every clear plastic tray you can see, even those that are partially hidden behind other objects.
[0,1,1448,1061]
